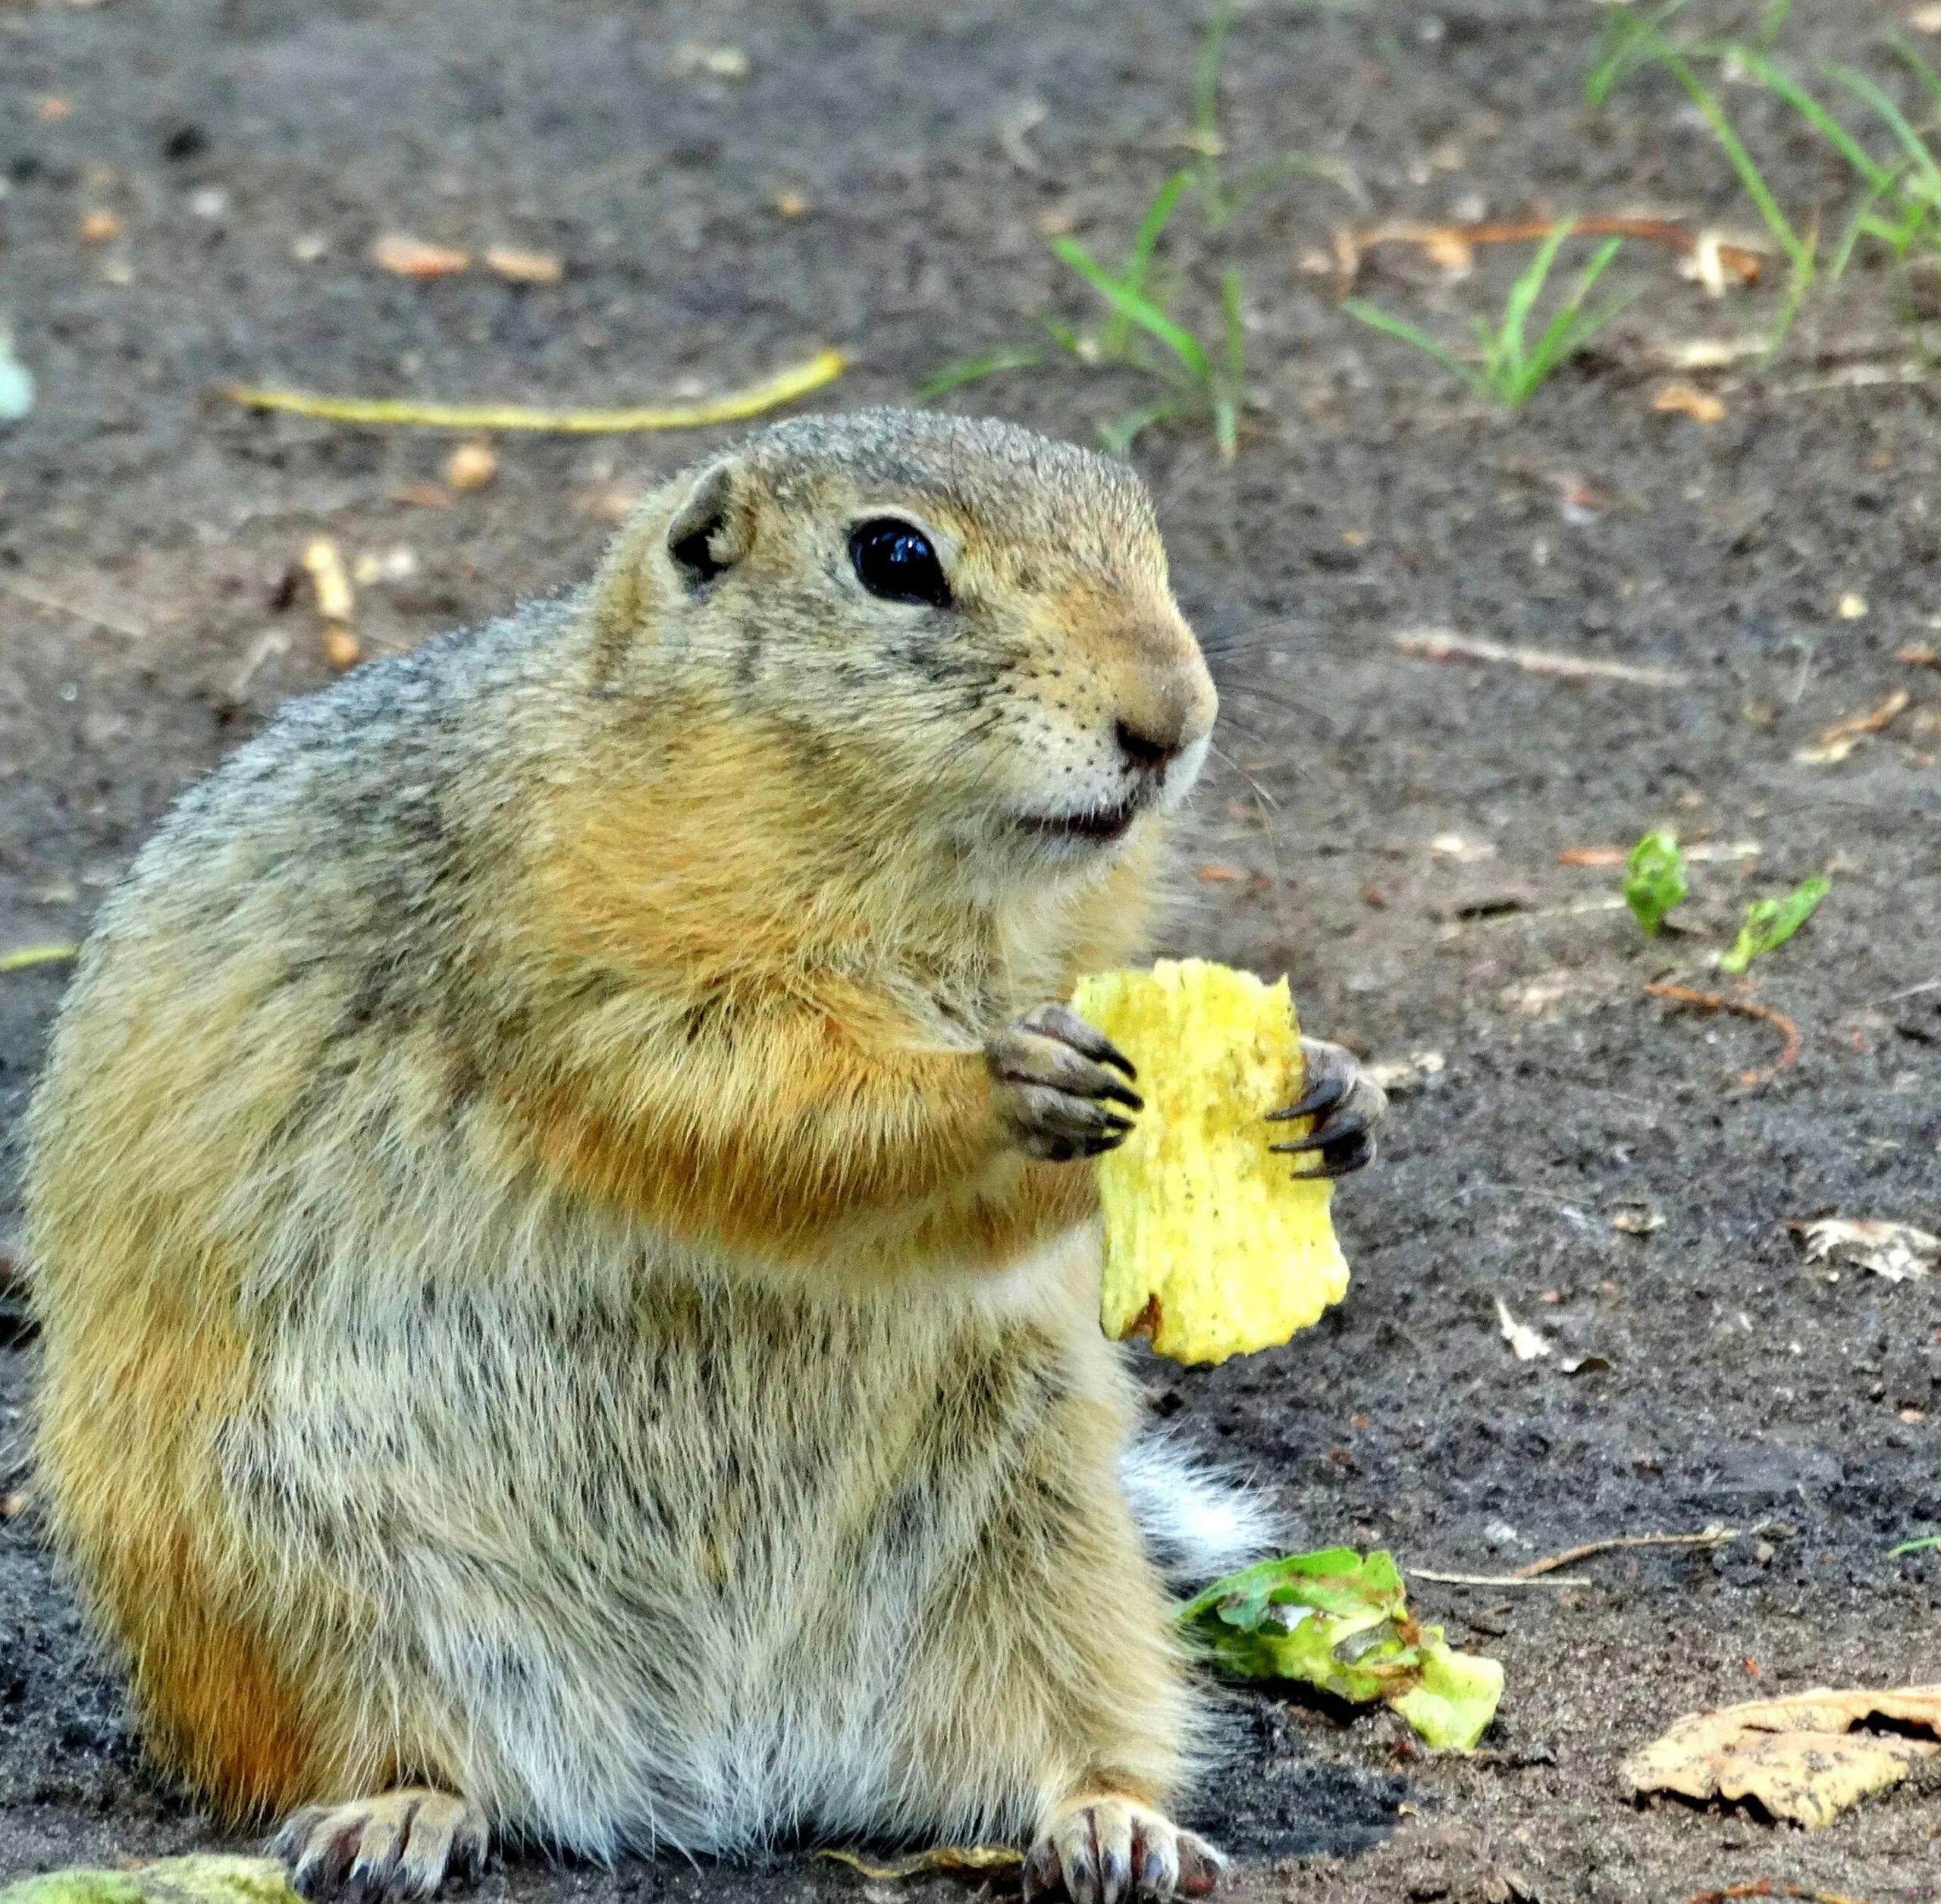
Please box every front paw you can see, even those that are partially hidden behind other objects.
[272,1788,487,1901]
[987,1003,1143,1162]
[1265,1036,1388,1178]
[1024,1793,1224,1904]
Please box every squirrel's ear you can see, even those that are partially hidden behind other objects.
[665,461,750,591]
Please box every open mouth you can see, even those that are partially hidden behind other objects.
[1018,799,1141,845]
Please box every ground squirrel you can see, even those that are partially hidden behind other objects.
[26,409,1384,1902]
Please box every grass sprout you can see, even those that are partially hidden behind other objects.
[1588,5,1817,354]
[1623,830,1689,938]
[1344,223,1631,405]
[1719,874,1830,974]
[1720,39,1941,283]
[918,2,1356,459]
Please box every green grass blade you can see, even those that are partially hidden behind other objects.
[1728,47,1892,190]
[1221,265,1245,383]
[1756,0,1791,48]
[1051,235,1211,381]
[1601,20,1810,271]
[1831,176,1900,275]
[1124,171,1193,288]
[1667,45,1810,269]
[1097,399,1184,460]
[1343,300,1487,399]
[1212,394,1238,461]
[1891,36,1941,113]
[1099,170,1194,356]
[1517,288,1638,403]
[912,349,1043,399]
[1041,315,1086,356]
[1222,152,1367,217]
[1194,1,1237,146]
[1516,240,1627,400]
[1587,0,1693,106]
[1825,63,1941,192]
[1500,221,1575,374]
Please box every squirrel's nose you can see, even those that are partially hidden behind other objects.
[1114,716,1185,775]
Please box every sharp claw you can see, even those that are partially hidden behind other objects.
[1095,1037,1137,1083]
[1298,1134,1375,1178]
[1098,1078,1144,1113]
[1023,1843,1062,1904]
[1265,1072,1348,1121]
[1268,1111,1368,1154]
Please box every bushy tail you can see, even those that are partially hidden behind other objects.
[1119,1434,1285,1591]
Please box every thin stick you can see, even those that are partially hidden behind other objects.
[1642,980,1801,1085]
[1516,1523,1738,1579]
[225,348,845,432]
[0,576,148,641]
[1406,1568,1591,1588]
[1340,215,1765,288]
[1394,629,1685,688]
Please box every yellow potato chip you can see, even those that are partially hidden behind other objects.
[1072,958,1349,1366]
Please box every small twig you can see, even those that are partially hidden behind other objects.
[1683,1882,1881,1904]
[1560,842,1760,867]
[1337,215,1764,293]
[1642,980,1801,1087]
[1394,628,1685,688]
[1472,895,1627,927]
[1406,1569,1591,1588]
[1516,1523,1738,1579]
[0,575,149,641]
[224,348,845,431]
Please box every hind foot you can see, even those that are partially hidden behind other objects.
[1024,1792,1224,1904]
[272,1787,487,1901]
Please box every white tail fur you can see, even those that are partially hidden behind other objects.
[1120,1435,1284,1589]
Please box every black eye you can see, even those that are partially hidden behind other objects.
[849,518,951,608]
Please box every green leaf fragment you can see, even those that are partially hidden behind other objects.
[1177,1547,1502,1752]
[1623,830,1688,936]
[1391,1639,1508,1753]
[0,1858,298,1904]
[1719,874,1830,974]
[1889,1534,1941,1557]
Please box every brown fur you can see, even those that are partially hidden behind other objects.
[27,410,1227,1876]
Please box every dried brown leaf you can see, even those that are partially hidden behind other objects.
[1653,382,1726,424]
[1625,1686,1941,1829]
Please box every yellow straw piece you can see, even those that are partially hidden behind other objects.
[0,944,79,971]
[223,347,845,432]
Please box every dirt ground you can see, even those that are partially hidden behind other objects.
[2,0,1938,1898]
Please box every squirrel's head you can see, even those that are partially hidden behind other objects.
[592,409,1217,887]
